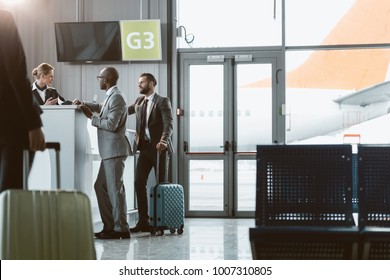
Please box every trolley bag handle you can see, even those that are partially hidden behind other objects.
[46,142,61,151]
[23,142,61,190]
[23,150,29,190]
[156,150,169,183]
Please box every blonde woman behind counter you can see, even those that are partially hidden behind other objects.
[31,63,67,105]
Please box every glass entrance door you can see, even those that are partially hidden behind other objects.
[178,51,282,217]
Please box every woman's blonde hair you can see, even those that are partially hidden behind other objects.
[32,63,54,80]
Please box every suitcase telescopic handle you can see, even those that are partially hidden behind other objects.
[23,142,61,190]
[46,142,60,151]
[156,151,169,183]
[46,142,61,189]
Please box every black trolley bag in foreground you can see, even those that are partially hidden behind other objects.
[149,151,184,235]
[0,143,96,260]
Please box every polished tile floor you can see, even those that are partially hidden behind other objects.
[93,218,255,260]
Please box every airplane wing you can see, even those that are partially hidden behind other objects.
[334,80,390,106]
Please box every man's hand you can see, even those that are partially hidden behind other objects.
[29,128,46,151]
[72,99,84,105]
[156,141,167,153]
[80,105,93,119]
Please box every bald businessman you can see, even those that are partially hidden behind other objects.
[73,67,131,239]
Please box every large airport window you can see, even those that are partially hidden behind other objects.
[286,48,390,144]
[285,0,390,46]
[176,0,282,48]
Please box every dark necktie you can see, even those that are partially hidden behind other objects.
[139,98,148,142]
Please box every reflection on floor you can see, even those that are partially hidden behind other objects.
[94,218,254,260]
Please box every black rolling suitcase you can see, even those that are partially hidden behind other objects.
[149,152,184,235]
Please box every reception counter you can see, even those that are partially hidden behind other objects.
[29,105,135,224]
[29,105,91,192]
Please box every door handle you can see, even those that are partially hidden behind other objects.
[223,141,231,152]
[232,140,237,153]
[276,68,282,84]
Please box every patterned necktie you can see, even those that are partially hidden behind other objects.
[139,98,148,141]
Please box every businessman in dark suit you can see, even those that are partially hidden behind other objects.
[128,73,173,233]
[0,10,46,192]
[73,67,131,239]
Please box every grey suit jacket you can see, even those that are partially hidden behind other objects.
[128,93,174,154]
[85,86,131,160]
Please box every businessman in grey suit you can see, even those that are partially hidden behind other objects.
[73,67,131,239]
[128,73,173,233]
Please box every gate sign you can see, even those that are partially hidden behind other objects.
[120,19,162,61]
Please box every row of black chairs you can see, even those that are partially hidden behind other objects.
[250,144,390,259]
[250,226,390,259]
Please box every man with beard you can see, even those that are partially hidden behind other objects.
[127,73,173,233]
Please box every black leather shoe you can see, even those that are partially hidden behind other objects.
[130,223,151,233]
[96,230,130,239]
[94,229,109,238]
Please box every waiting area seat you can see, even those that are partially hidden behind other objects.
[250,226,390,260]
[250,226,360,260]
[255,144,354,227]
[357,145,390,227]
[251,144,390,260]
[360,227,390,259]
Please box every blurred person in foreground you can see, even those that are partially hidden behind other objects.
[0,10,46,192]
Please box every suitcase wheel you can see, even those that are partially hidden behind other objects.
[149,226,163,236]
[150,226,184,235]
[152,226,164,236]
